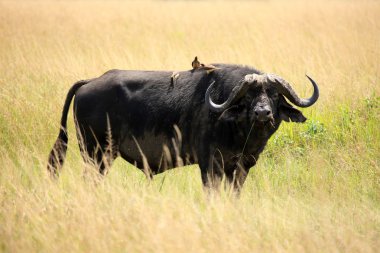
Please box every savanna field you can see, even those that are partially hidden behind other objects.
[0,0,379,252]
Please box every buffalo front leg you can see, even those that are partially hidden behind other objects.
[225,165,249,194]
[199,152,225,191]
[225,156,256,193]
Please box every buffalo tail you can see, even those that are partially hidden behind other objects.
[47,79,91,177]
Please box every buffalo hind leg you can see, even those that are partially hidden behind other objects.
[77,129,118,176]
[95,146,116,176]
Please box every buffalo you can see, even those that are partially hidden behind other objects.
[47,64,319,191]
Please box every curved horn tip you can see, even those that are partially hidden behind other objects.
[305,74,319,91]
[303,74,320,106]
[305,74,316,83]
[205,81,226,112]
[305,74,319,87]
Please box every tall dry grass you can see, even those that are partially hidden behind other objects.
[0,0,379,252]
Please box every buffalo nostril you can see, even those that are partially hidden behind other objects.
[266,111,270,115]
[255,111,259,116]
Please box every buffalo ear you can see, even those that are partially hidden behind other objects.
[278,95,307,123]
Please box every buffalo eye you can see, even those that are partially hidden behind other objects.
[267,90,279,100]
[244,94,252,102]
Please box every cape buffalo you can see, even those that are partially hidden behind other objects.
[47,64,319,191]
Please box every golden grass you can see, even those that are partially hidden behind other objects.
[0,0,379,252]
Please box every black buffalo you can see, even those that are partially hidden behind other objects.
[47,64,319,191]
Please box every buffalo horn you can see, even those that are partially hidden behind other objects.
[205,75,253,112]
[268,74,319,107]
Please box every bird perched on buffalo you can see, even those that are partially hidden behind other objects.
[192,56,201,69]
[191,56,219,74]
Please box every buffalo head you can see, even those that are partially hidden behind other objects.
[205,73,319,123]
